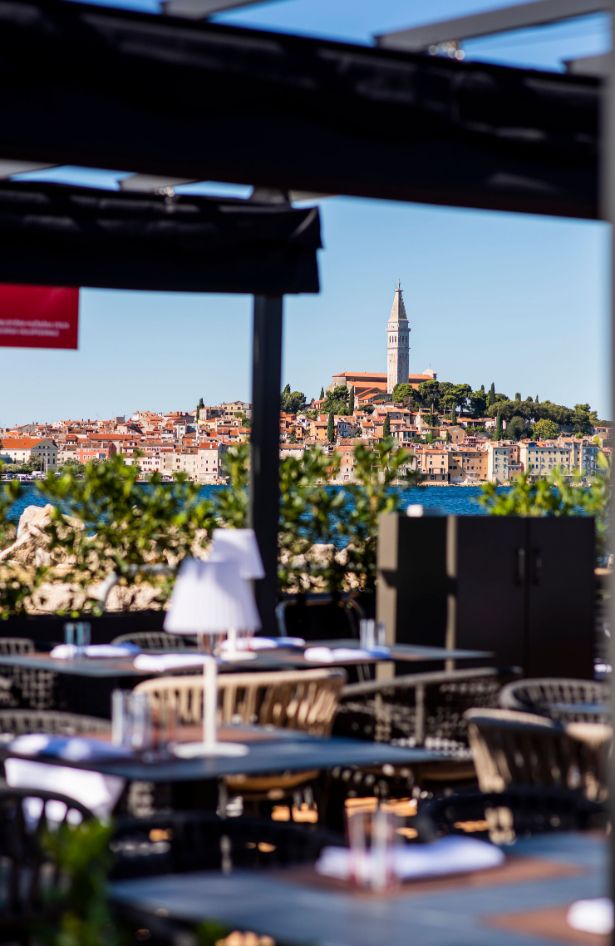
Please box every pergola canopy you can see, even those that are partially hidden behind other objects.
[0,182,321,294]
[0,0,600,220]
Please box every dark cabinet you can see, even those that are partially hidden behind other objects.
[377,514,595,678]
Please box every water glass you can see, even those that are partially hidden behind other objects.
[346,806,401,891]
[359,619,375,651]
[65,621,91,658]
[112,690,152,753]
[376,620,387,647]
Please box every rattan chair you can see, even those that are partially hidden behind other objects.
[500,677,610,724]
[112,630,197,650]
[135,668,346,809]
[466,708,611,802]
[0,636,57,710]
[0,786,94,944]
[0,708,110,737]
[334,667,509,756]
[418,786,607,845]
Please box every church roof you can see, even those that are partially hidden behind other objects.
[388,281,408,324]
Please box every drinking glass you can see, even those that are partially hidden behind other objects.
[376,620,387,648]
[112,690,152,754]
[359,619,375,651]
[75,621,91,658]
[64,622,76,649]
[346,805,401,891]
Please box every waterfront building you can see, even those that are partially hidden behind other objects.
[487,442,520,484]
[0,436,58,471]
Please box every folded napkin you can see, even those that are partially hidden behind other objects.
[133,653,208,672]
[304,646,373,663]
[567,899,613,936]
[10,733,125,761]
[50,643,139,659]
[316,836,504,882]
[220,636,305,652]
[6,734,125,818]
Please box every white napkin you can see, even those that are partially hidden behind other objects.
[220,636,305,652]
[133,653,208,672]
[6,734,125,818]
[316,836,504,882]
[304,647,373,663]
[50,644,138,659]
[567,899,613,936]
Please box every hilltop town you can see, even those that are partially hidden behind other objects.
[0,285,609,486]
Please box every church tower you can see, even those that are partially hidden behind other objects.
[386,281,410,394]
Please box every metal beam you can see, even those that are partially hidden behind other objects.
[376,0,607,51]
[564,52,610,75]
[120,174,198,192]
[249,295,283,633]
[0,160,58,178]
[162,0,284,17]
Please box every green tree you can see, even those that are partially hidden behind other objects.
[392,383,415,407]
[487,382,496,407]
[319,387,325,401]
[532,418,560,440]
[327,411,335,443]
[322,385,351,415]
[348,386,355,414]
[494,411,503,441]
[507,415,527,441]
[383,414,391,438]
[572,403,598,435]
[469,388,487,417]
[515,392,521,403]
[281,387,307,414]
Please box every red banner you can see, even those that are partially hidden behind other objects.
[0,284,79,349]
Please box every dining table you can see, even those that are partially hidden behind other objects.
[0,640,493,717]
[1,725,447,826]
[109,831,608,946]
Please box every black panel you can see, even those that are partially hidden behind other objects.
[454,517,527,669]
[0,182,321,294]
[526,517,595,678]
[0,0,599,219]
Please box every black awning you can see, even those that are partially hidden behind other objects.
[0,183,321,293]
[0,0,600,220]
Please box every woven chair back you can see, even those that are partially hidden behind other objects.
[466,708,611,802]
[500,677,609,724]
[112,630,197,650]
[136,668,346,736]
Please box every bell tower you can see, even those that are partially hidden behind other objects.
[386,281,410,394]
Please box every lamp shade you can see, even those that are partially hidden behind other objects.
[210,528,265,580]
[164,558,261,635]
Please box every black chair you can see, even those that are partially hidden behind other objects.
[111,630,197,650]
[500,677,610,724]
[110,811,340,880]
[417,787,607,845]
[275,593,365,642]
[0,786,94,944]
[0,637,57,710]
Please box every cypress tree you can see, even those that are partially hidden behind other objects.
[327,411,335,443]
[488,382,496,407]
[319,387,324,400]
[383,413,391,438]
[348,386,355,414]
[495,410,503,441]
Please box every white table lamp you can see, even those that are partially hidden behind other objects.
[210,528,265,580]
[166,558,255,758]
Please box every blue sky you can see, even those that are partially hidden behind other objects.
[0,1,610,425]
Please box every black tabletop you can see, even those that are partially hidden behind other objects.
[3,731,444,782]
[109,832,607,946]
[0,639,492,678]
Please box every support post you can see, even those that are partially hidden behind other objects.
[250,295,283,632]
